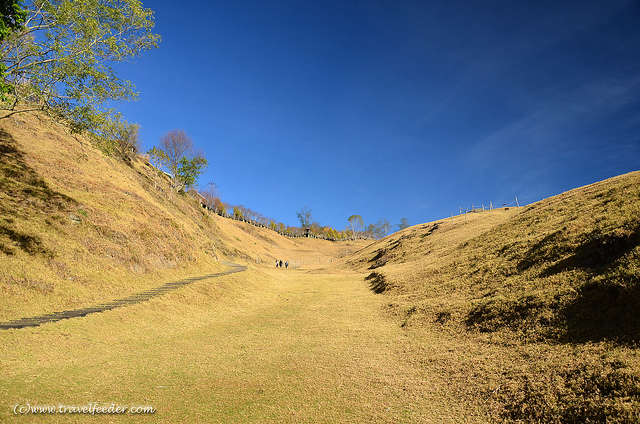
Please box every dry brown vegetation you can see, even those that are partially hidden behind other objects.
[1,112,477,422]
[0,113,366,323]
[347,171,640,422]
[2,111,640,422]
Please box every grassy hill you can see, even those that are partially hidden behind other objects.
[0,112,366,322]
[3,111,640,422]
[347,171,640,422]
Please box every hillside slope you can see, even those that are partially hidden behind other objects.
[349,171,640,343]
[347,171,640,422]
[0,113,366,322]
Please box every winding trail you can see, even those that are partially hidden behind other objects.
[0,261,247,330]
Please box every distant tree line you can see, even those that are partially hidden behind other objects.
[235,208,415,241]
[346,214,412,239]
[193,197,347,240]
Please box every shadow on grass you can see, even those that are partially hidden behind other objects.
[465,277,640,346]
[365,271,388,293]
[516,230,574,272]
[543,225,640,345]
[542,226,640,276]
[465,295,553,335]
[560,280,640,346]
[517,224,639,276]
[0,223,47,255]
[0,128,76,255]
[368,248,394,269]
[479,224,640,345]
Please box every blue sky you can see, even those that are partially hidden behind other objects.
[115,0,640,231]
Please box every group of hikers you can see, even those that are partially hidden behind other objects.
[275,259,289,268]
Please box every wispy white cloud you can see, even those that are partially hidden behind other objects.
[467,74,640,167]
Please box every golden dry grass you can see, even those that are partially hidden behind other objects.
[348,171,640,422]
[0,265,488,423]
[0,113,367,323]
[2,111,640,422]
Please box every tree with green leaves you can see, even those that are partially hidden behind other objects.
[233,206,243,221]
[348,214,364,239]
[296,206,312,228]
[156,129,206,198]
[0,1,26,42]
[175,155,207,192]
[0,0,27,98]
[89,111,140,158]
[0,0,160,131]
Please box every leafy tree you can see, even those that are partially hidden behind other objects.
[0,0,26,98]
[397,217,411,231]
[326,227,340,240]
[0,0,160,129]
[175,155,207,192]
[310,221,321,236]
[0,0,26,42]
[213,198,226,216]
[112,119,140,157]
[233,205,243,220]
[91,111,140,158]
[348,214,364,239]
[296,206,312,228]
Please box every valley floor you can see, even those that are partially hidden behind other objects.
[0,264,487,423]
